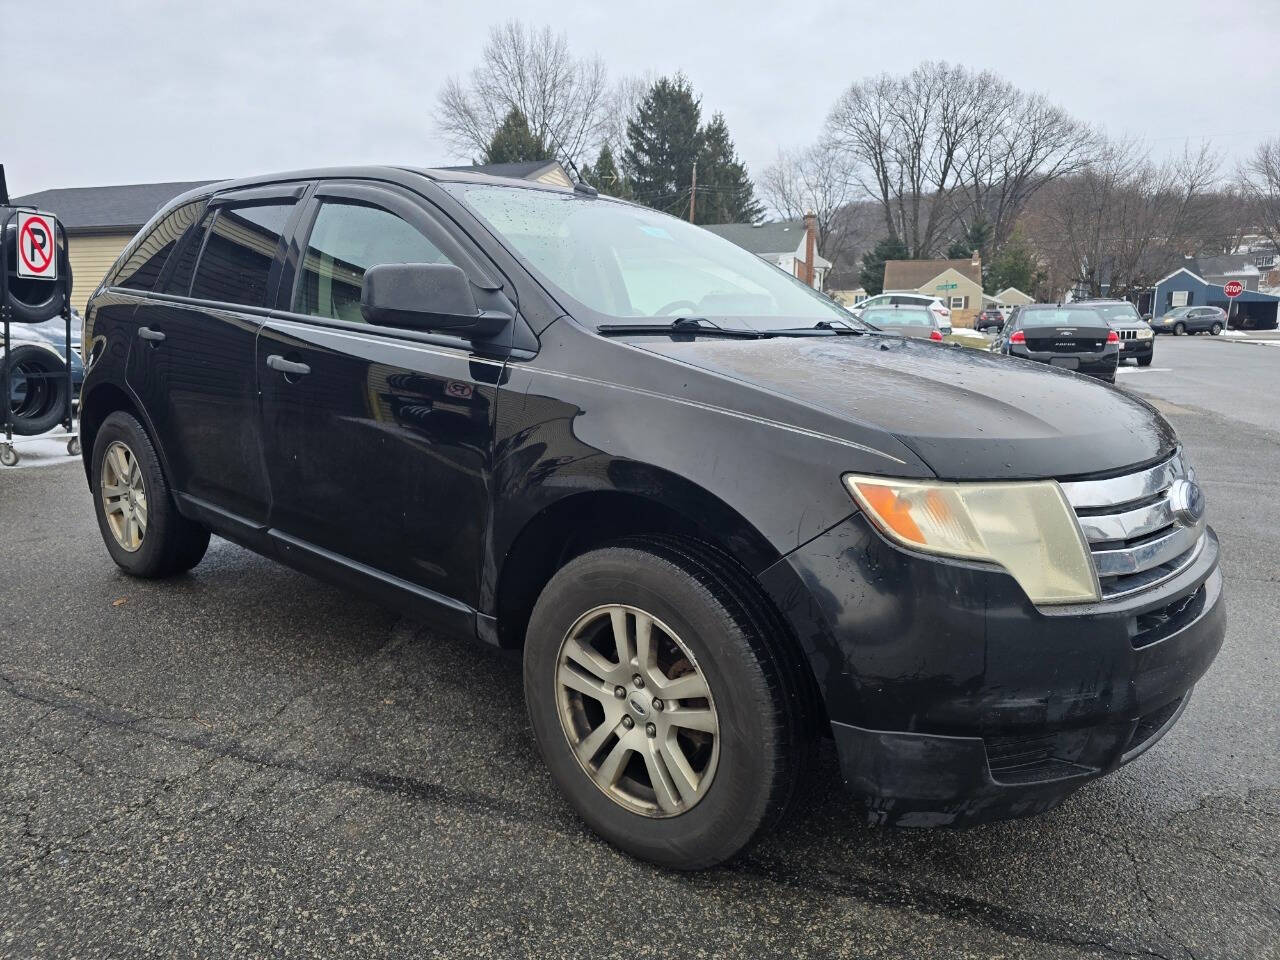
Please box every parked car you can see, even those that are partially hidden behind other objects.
[859,304,943,340]
[993,303,1121,383]
[854,292,951,334]
[1150,305,1226,336]
[79,167,1224,870]
[1073,298,1155,366]
[974,307,1005,333]
[2,312,83,435]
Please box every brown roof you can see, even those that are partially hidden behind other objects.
[883,258,981,291]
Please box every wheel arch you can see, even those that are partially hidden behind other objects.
[489,478,781,653]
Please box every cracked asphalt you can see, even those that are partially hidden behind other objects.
[1,337,1277,959]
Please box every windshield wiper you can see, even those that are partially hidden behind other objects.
[597,317,764,338]
[770,320,868,336]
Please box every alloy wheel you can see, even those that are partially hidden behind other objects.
[101,441,147,552]
[555,604,720,818]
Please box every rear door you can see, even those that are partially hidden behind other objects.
[130,184,305,525]
[255,180,509,610]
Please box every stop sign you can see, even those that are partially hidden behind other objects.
[1224,280,1243,298]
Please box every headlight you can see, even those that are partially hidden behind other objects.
[844,475,1100,604]
[1136,328,1154,339]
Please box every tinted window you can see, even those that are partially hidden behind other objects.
[188,203,294,307]
[1019,307,1104,327]
[863,307,933,327]
[113,200,205,291]
[162,211,213,296]
[293,201,449,323]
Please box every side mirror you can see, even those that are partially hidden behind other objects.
[1142,313,1152,321]
[361,263,511,338]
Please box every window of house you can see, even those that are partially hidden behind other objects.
[112,200,206,291]
[293,202,451,323]
[950,295,967,309]
[1254,254,1275,268]
[188,203,295,307]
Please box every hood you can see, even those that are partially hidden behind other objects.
[631,334,1177,480]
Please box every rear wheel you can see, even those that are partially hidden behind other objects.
[91,411,210,578]
[1210,322,1222,335]
[523,537,817,869]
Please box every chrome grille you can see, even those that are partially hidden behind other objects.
[1060,452,1206,599]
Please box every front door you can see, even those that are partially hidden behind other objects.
[132,189,304,524]
[256,182,507,609]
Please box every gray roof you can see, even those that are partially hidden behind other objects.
[702,220,804,256]
[11,181,215,232]
[1185,254,1258,278]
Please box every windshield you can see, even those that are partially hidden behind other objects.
[1019,307,1105,328]
[862,307,933,327]
[449,184,853,330]
[1088,303,1141,323]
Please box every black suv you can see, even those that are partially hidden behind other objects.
[1073,298,1156,366]
[79,168,1225,869]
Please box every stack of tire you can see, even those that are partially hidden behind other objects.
[2,208,74,436]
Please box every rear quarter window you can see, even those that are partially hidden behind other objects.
[110,200,206,291]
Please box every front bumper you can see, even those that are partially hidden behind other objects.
[1118,338,1154,359]
[1010,343,1120,379]
[766,513,1225,828]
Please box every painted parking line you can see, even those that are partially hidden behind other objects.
[1117,367,1174,373]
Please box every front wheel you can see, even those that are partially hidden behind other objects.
[523,537,817,869]
[1138,354,1153,367]
[1174,322,1186,336]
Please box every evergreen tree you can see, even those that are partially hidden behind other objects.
[483,108,553,165]
[585,143,628,198]
[625,75,704,217]
[694,113,763,224]
[946,219,991,260]
[986,231,1044,296]
[859,236,912,295]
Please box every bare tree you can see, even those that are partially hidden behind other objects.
[761,140,859,261]
[436,21,610,166]
[955,81,1097,251]
[1025,140,1224,298]
[1239,137,1280,250]
[826,62,984,258]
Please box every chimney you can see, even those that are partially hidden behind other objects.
[802,210,817,288]
[971,249,981,269]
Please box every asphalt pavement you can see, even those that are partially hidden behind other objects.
[1,336,1276,959]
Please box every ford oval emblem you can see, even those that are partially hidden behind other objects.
[628,695,649,719]
[1168,479,1205,526]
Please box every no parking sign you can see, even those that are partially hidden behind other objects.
[16,210,57,280]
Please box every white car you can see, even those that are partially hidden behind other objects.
[855,293,952,334]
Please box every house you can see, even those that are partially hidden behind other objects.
[830,287,868,308]
[994,286,1034,306]
[702,215,829,290]
[882,254,983,327]
[12,161,575,314]
[1151,267,1278,329]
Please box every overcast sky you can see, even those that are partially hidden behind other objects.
[3,0,1277,197]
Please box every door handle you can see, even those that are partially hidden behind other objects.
[137,327,166,342]
[266,354,311,376]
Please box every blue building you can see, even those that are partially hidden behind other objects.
[1151,267,1279,329]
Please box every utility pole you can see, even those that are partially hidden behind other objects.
[688,160,697,223]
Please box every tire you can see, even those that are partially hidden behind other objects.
[523,536,818,869]
[1173,322,1185,336]
[1138,354,1153,367]
[4,344,68,435]
[2,222,72,324]
[1210,322,1222,335]
[90,411,210,578]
